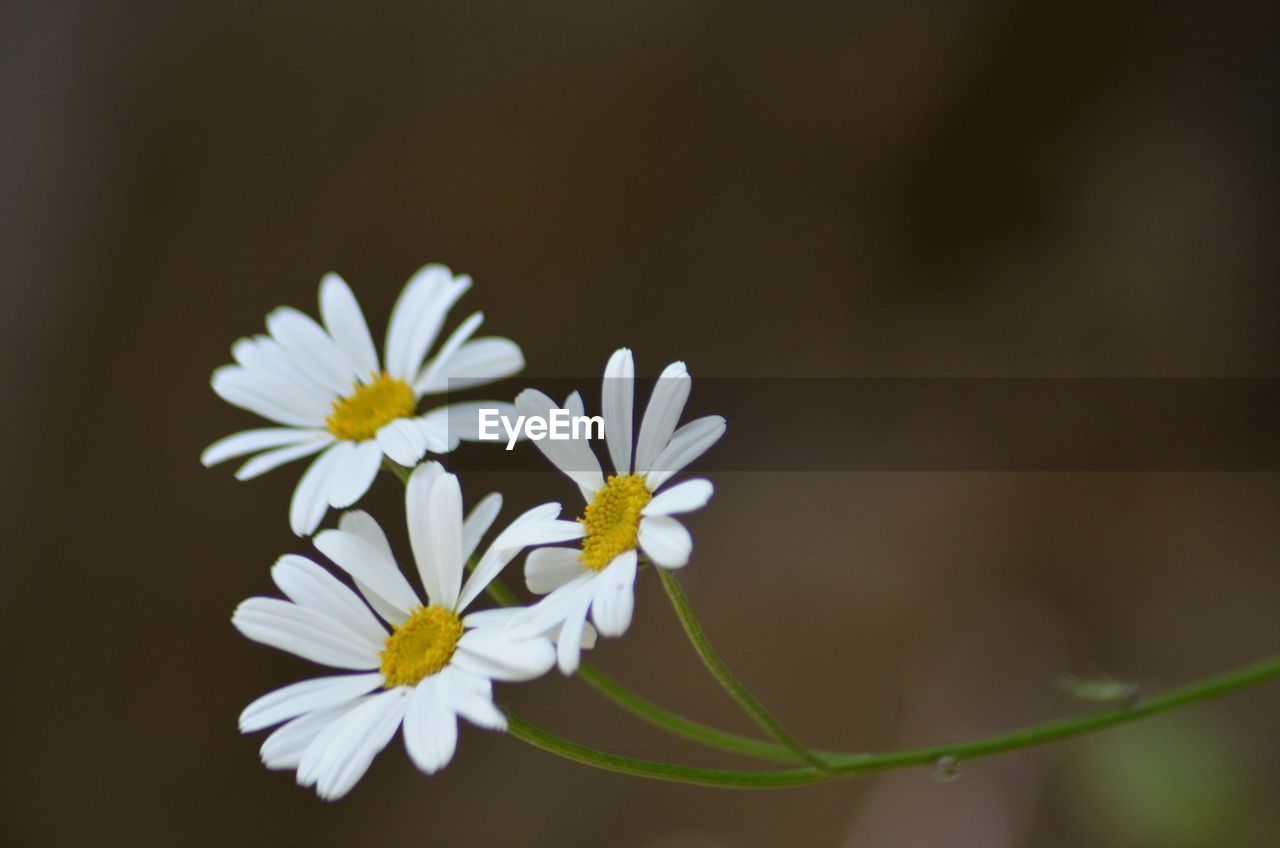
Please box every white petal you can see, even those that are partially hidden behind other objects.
[402,677,458,774]
[458,505,581,611]
[319,273,379,376]
[635,361,691,474]
[300,688,409,800]
[403,463,446,606]
[524,547,584,595]
[271,554,387,647]
[384,265,470,384]
[266,306,360,396]
[260,701,362,770]
[505,572,596,639]
[375,418,429,467]
[602,347,634,475]
[289,445,346,536]
[644,415,726,491]
[240,673,383,733]
[438,667,507,731]
[440,401,519,442]
[337,510,410,626]
[555,595,594,674]
[325,439,382,509]
[313,527,419,619]
[514,388,604,501]
[638,515,693,568]
[232,334,332,400]
[232,597,379,669]
[234,437,332,481]
[426,472,464,610]
[642,478,714,516]
[411,311,483,396]
[565,390,586,420]
[415,337,524,395]
[212,365,329,427]
[453,629,556,682]
[202,427,321,466]
[589,550,637,637]
[461,492,502,564]
[460,607,520,628]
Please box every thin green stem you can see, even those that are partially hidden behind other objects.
[507,653,1280,788]
[382,458,412,484]
[481,573,804,761]
[657,568,831,771]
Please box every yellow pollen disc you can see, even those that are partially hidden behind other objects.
[326,371,416,441]
[379,605,464,688]
[578,474,652,571]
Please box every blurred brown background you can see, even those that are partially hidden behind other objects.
[2,2,1277,846]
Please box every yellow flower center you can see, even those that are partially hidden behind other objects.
[326,372,416,441]
[578,474,652,571]
[379,605,464,688]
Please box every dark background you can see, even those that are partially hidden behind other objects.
[2,3,1277,846]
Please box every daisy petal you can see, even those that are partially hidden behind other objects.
[385,265,470,384]
[313,527,419,619]
[427,472,464,610]
[514,388,604,501]
[202,427,322,466]
[234,437,332,481]
[402,677,458,775]
[266,306,361,396]
[337,510,410,626]
[644,414,726,491]
[505,572,595,639]
[271,554,387,646]
[406,462,448,606]
[590,550,637,638]
[232,335,332,399]
[555,594,594,674]
[524,547,584,595]
[441,401,519,442]
[289,445,346,536]
[240,673,383,733]
[260,702,363,771]
[411,311,483,397]
[325,439,382,509]
[319,273,379,376]
[439,667,507,731]
[415,337,524,395]
[212,366,329,427]
[461,492,502,563]
[602,347,634,475]
[642,478,714,516]
[638,515,693,568]
[300,688,409,800]
[232,598,380,669]
[635,361,691,474]
[453,629,556,681]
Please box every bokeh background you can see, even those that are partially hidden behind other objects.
[2,2,1277,846]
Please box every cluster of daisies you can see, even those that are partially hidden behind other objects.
[205,265,724,800]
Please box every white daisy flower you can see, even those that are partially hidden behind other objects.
[202,265,525,535]
[508,348,725,673]
[233,463,588,800]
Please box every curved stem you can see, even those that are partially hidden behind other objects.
[507,652,1280,788]
[657,568,830,771]
[482,573,808,761]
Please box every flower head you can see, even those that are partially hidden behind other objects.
[508,348,724,672]
[232,463,587,799]
[203,265,524,535]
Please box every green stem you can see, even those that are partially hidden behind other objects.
[657,568,831,771]
[482,574,806,761]
[506,653,1280,788]
[382,458,412,484]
